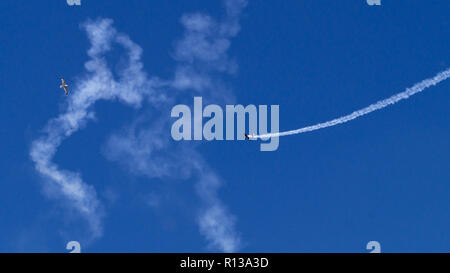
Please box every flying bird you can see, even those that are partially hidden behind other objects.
[60,78,69,95]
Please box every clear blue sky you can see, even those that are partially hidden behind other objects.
[0,0,449,252]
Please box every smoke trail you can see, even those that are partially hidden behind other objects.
[253,68,450,139]
[30,0,247,251]
[29,18,161,239]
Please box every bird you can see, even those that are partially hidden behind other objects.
[60,78,69,95]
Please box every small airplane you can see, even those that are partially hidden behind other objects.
[244,133,256,140]
[60,78,69,95]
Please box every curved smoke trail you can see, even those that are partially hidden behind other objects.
[254,68,450,139]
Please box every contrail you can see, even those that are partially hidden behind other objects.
[253,68,450,139]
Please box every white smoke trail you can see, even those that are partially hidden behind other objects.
[254,68,450,139]
[30,0,247,251]
[29,18,160,239]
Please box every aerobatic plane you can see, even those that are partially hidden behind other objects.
[244,133,255,140]
[60,78,69,95]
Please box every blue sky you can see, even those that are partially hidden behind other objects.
[0,0,449,252]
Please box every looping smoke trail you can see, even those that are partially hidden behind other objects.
[29,0,247,251]
[254,68,450,139]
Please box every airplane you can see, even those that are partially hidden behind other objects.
[60,78,69,95]
[244,133,255,140]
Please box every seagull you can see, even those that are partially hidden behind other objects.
[60,78,69,95]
